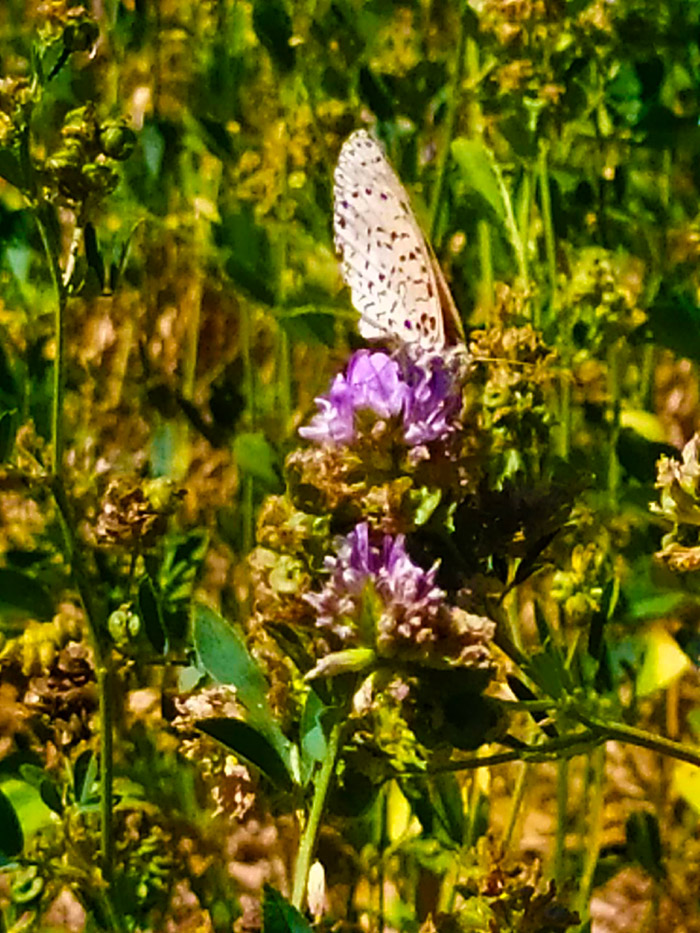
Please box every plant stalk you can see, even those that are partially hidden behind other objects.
[397,710,700,775]
[538,139,557,325]
[502,761,529,851]
[429,0,470,242]
[576,746,606,920]
[553,758,568,887]
[607,340,621,507]
[575,712,700,769]
[51,477,115,881]
[292,716,343,911]
[38,210,116,885]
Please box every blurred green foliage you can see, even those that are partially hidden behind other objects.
[3,0,700,930]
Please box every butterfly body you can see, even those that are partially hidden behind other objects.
[333,129,464,353]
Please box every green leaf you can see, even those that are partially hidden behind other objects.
[451,138,507,225]
[526,647,567,700]
[252,0,295,74]
[215,207,278,306]
[138,575,167,654]
[278,306,338,346]
[400,773,464,848]
[0,568,53,620]
[0,408,16,461]
[18,765,63,815]
[83,222,105,291]
[192,605,294,770]
[141,122,166,179]
[299,689,329,784]
[0,145,24,189]
[233,432,282,490]
[648,287,700,365]
[39,777,64,815]
[74,750,98,805]
[197,718,293,791]
[412,486,442,527]
[626,811,665,880]
[636,625,690,697]
[0,787,24,861]
[161,531,209,602]
[262,885,313,933]
[193,604,270,715]
[305,647,376,681]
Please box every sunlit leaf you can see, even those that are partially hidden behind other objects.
[673,761,700,815]
[233,432,282,490]
[299,689,330,784]
[451,138,507,225]
[636,625,691,697]
[193,604,269,711]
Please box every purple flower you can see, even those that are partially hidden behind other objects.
[299,349,461,447]
[305,522,446,653]
[401,353,463,445]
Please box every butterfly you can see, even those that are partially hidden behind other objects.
[333,129,465,353]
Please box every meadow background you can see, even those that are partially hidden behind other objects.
[2,1,700,931]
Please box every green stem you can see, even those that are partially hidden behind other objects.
[553,758,568,887]
[39,201,114,883]
[292,716,343,911]
[502,762,529,851]
[429,0,469,242]
[240,301,256,555]
[490,153,528,284]
[575,712,700,769]
[97,664,115,883]
[607,340,621,507]
[538,139,557,326]
[576,746,606,920]
[378,785,388,931]
[35,209,66,477]
[396,731,604,775]
[400,707,700,776]
[182,271,202,401]
[277,137,292,433]
[477,219,493,323]
[51,478,115,882]
[517,162,531,287]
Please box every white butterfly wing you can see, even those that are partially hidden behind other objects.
[333,130,452,352]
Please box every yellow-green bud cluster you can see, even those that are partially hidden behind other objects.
[43,105,136,202]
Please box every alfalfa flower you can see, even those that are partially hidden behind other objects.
[305,522,493,669]
[299,349,462,448]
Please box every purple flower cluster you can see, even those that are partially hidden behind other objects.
[305,522,446,654]
[299,349,462,447]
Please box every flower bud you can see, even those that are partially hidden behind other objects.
[98,120,137,161]
[81,161,119,196]
[108,604,141,646]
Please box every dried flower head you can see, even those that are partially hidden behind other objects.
[652,434,700,526]
[94,478,183,549]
